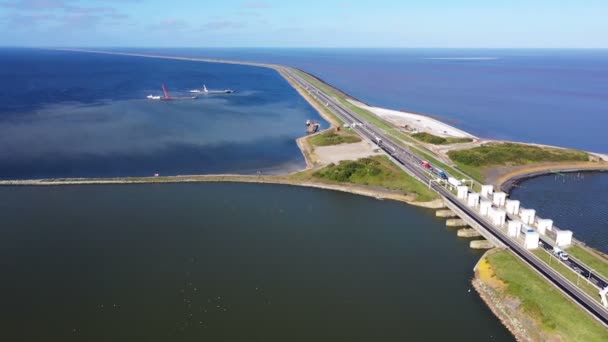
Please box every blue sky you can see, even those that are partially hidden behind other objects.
[1,0,607,47]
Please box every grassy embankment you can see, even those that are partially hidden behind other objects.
[309,131,361,147]
[292,155,438,202]
[6,157,438,202]
[448,143,589,182]
[294,71,472,183]
[532,249,601,302]
[567,245,608,279]
[484,250,608,341]
[411,132,473,145]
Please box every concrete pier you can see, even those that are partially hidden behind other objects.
[457,228,482,238]
[446,218,467,227]
[436,209,457,218]
[470,240,494,249]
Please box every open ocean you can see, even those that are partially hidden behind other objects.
[0,48,325,179]
[111,48,608,153]
[0,47,604,339]
[109,48,607,254]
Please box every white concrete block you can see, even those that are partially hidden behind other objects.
[508,220,522,237]
[492,192,507,207]
[479,200,492,216]
[536,219,553,235]
[520,209,536,225]
[490,208,506,226]
[505,200,520,215]
[555,230,573,247]
[481,185,494,198]
[467,192,480,208]
[523,229,540,249]
[457,185,469,200]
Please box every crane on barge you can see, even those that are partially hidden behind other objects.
[147,84,197,100]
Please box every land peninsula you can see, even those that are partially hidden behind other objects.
[3,49,608,341]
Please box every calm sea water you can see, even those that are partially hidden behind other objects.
[510,172,608,253]
[0,183,512,341]
[108,48,608,251]
[0,48,325,179]
[114,48,608,153]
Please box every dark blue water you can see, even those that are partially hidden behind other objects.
[510,172,608,253]
[0,183,512,341]
[111,48,608,153]
[0,48,325,179]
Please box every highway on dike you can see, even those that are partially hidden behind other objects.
[280,67,608,326]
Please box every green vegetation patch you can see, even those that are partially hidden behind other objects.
[309,131,361,147]
[412,132,472,145]
[448,143,588,167]
[532,249,600,301]
[312,156,437,201]
[487,250,608,340]
[567,245,608,280]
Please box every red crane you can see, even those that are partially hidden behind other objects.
[162,84,171,100]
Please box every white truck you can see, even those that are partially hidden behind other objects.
[448,177,461,187]
[553,246,569,261]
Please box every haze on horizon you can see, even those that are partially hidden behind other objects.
[1,0,607,48]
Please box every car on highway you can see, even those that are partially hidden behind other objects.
[579,269,591,278]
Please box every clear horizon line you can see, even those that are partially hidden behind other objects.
[2,45,608,50]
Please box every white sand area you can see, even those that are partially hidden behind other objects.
[314,141,382,165]
[348,100,476,139]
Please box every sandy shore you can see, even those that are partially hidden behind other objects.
[348,99,476,139]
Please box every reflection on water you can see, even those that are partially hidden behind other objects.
[0,49,324,179]
[510,172,608,253]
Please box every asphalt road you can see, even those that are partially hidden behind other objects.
[282,67,608,326]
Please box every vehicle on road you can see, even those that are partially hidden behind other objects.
[448,177,461,187]
[553,247,569,261]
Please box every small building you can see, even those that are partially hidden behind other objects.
[489,208,507,226]
[467,192,480,208]
[507,220,522,237]
[522,228,540,249]
[555,229,573,247]
[457,185,469,200]
[520,208,536,225]
[536,219,553,235]
[479,200,492,216]
[481,185,494,198]
[505,200,520,215]
[492,192,507,207]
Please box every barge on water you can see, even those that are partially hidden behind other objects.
[306,119,320,133]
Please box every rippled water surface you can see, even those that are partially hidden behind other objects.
[113,48,608,152]
[510,172,608,253]
[0,48,324,179]
[0,183,512,341]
